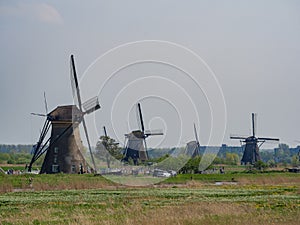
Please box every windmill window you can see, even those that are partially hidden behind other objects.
[53,156,57,164]
[54,147,59,153]
[52,165,59,173]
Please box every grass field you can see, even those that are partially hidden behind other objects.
[0,172,299,225]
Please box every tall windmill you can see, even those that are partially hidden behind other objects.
[28,55,100,173]
[231,113,279,165]
[123,103,163,165]
[185,123,201,157]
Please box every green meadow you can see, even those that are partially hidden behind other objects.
[0,172,299,225]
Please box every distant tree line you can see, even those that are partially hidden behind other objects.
[0,142,299,168]
[0,144,32,154]
[0,152,31,164]
[0,144,43,165]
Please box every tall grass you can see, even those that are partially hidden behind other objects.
[0,185,299,225]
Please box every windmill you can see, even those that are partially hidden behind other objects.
[185,123,201,157]
[123,103,163,165]
[230,113,279,165]
[28,55,100,174]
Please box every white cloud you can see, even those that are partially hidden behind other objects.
[0,2,63,25]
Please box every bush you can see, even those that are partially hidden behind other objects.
[254,160,268,171]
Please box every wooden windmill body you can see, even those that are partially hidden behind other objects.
[124,130,148,163]
[231,113,279,165]
[28,55,100,173]
[40,106,87,173]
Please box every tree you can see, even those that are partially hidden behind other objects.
[267,159,276,168]
[178,156,202,174]
[274,143,292,164]
[225,153,239,165]
[254,160,268,171]
[291,155,300,167]
[95,136,122,168]
[213,156,224,165]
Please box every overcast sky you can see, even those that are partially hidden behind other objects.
[0,0,299,149]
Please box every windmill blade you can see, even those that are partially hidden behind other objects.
[194,124,201,156]
[196,140,201,154]
[103,126,108,137]
[144,129,163,136]
[103,126,120,144]
[257,137,279,141]
[252,113,257,137]
[143,138,149,160]
[82,96,101,114]
[82,117,97,172]
[30,92,49,120]
[137,103,145,132]
[44,91,48,114]
[230,135,248,140]
[31,113,47,117]
[70,55,97,173]
[194,123,200,144]
[70,55,82,109]
[136,106,141,131]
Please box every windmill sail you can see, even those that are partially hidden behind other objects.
[193,123,201,157]
[103,126,108,138]
[83,96,100,114]
[70,55,98,172]
[144,129,163,136]
[137,103,145,132]
[44,91,48,114]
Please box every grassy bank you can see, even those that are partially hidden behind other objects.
[0,173,115,193]
[1,171,300,192]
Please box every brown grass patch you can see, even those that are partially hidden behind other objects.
[237,175,300,185]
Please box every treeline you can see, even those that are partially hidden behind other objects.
[0,144,42,165]
[0,152,44,165]
[260,143,300,166]
[0,144,32,154]
[0,143,299,167]
[0,152,32,164]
